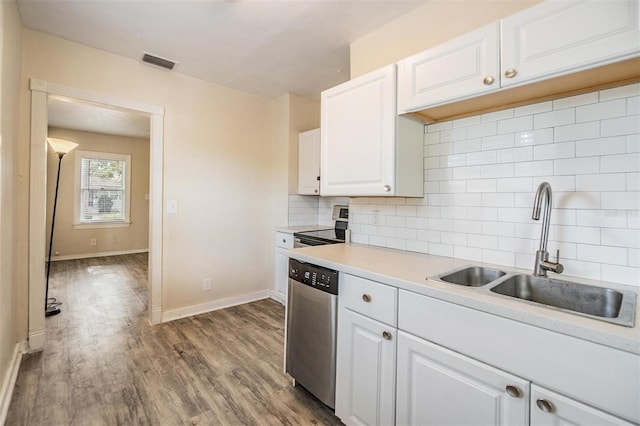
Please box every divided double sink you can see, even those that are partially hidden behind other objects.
[432,266,637,327]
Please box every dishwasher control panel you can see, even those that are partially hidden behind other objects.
[289,258,338,295]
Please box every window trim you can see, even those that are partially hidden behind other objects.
[73,150,132,229]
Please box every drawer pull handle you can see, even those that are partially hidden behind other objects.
[504,68,518,79]
[483,76,495,85]
[505,385,521,398]
[382,331,392,340]
[362,294,371,302]
[536,399,554,413]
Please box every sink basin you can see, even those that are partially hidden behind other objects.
[489,274,637,327]
[436,266,506,287]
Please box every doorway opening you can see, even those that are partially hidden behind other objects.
[28,79,164,351]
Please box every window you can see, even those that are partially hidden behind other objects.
[74,150,131,229]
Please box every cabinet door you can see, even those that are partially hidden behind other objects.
[320,64,397,196]
[530,385,635,426]
[396,331,529,426]
[398,22,500,113]
[501,0,640,88]
[336,308,396,426]
[298,128,320,195]
[273,249,288,304]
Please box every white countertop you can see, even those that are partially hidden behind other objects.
[286,243,640,355]
[275,225,333,234]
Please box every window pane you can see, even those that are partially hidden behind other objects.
[79,156,127,222]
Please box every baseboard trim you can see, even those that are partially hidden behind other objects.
[28,330,45,352]
[50,248,149,262]
[0,341,27,425]
[161,290,272,323]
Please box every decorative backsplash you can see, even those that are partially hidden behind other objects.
[349,83,640,287]
[288,195,349,226]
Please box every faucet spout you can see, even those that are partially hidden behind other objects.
[532,182,563,277]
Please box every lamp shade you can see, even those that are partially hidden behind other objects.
[47,138,79,155]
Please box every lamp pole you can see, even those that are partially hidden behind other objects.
[45,151,65,317]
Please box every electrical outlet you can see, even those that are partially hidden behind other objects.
[90,238,97,246]
[203,278,212,291]
[371,210,380,226]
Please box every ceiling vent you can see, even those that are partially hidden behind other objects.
[141,52,177,71]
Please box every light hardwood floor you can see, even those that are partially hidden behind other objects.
[7,254,341,425]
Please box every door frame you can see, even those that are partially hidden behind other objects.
[28,79,165,351]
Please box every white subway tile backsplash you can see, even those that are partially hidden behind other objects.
[553,92,599,110]
[601,153,640,173]
[514,160,554,177]
[628,134,640,153]
[514,101,552,117]
[498,147,533,164]
[533,141,575,160]
[349,84,639,286]
[498,116,533,134]
[576,99,626,123]
[516,129,554,146]
[534,108,575,129]
[575,136,626,157]
[601,115,640,137]
[553,157,600,175]
[576,173,627,192]
[601,191,640,210]
[467,150,497,166]
[467,122,497,139]
[599,83,640,101]
[554,121,600,143]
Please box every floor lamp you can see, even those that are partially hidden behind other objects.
[46,138,78,317]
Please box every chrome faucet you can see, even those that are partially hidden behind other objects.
[532,182,564,277]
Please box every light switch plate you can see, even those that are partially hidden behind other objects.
[166,200,178,214]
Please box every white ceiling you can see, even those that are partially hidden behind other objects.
[18,0,426,100]
[48,96,151,139]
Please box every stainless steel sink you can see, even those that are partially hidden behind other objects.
[436,266,506,287]
[489,274,637,327]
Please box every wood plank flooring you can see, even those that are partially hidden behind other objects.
[6,254,341,425]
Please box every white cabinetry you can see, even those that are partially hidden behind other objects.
[273,231,293,304]
[298,129,320,195]
[396,331,529,426]
[336,274,397,426]
[501,0,640,88]
[398,23,500,112]
[530,385,634,426]
[321,64,424,197]
[397,0,640,114]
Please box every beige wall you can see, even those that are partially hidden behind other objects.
[45,128,150,259]
[17,29,283,317]
[350,0,541,78]
[0,0,22,408]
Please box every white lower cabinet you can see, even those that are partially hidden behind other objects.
[272,231,293,304]
[530,385,634,426]
[396,331,529,426]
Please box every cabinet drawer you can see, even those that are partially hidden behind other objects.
[275,232,293,249]
[341,274,397,326]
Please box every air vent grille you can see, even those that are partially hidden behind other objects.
[142,53,177,70]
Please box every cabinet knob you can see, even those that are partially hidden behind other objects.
[382,331,392,340]
[505,385,521,398]
[282,239,286,243]
[383,185,391,192]
[536,399,554,413]
[504,68,518,78]
[483,76,495,86]
[314,189,318,193]
[362,294,371,303]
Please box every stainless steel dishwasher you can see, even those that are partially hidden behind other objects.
[285,258,339,409]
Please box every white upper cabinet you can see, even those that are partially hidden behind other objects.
[501,0,640,88]
[397,0,640,116]
[398,23,500,112]
[297,128,320,195]
[321,64,424,197]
